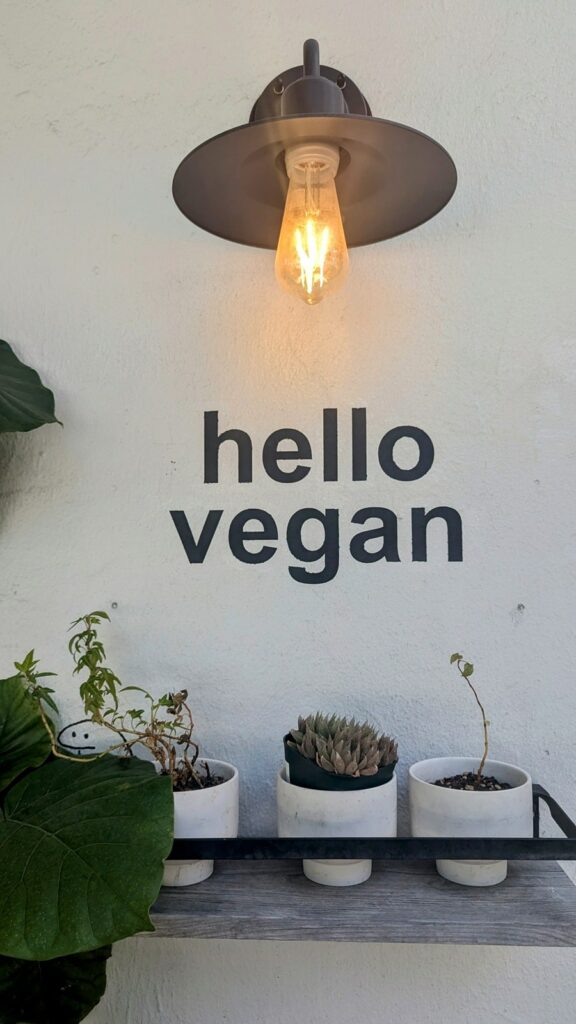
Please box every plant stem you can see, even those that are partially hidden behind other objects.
[36,700,103,763]
[457,661,489,781]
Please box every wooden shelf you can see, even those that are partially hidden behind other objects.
[149,859,576,947]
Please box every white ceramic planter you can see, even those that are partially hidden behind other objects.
[409,756,533,886]
[163,759,239,887]
[277,766,397,886]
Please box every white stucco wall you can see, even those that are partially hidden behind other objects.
[1,1,575,1021]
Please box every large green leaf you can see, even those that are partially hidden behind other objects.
[0,755,173,960]
[0,340,60,433]
[0,676,51,793]
[0,946,111,1024]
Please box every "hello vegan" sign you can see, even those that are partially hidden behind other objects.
[169,409,463,585]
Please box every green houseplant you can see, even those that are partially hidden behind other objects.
[52,611,239,888]
[284,712,397,790]
[0,631,173,1022]
[0,339,60,433]
[278,711,398,887]
[60,612,215,789]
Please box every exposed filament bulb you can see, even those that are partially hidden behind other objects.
[275,143,349,305]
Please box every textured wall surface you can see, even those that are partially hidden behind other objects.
[0,1,575,1021]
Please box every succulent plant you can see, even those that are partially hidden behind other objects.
[287,712,397,778]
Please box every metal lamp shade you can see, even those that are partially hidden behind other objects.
[172,113,457,251]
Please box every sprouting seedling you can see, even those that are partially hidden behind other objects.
[450,653,490,781]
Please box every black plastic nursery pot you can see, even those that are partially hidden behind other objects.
[283,735,397,791]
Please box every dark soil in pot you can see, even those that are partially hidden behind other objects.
[167,760,225,792]
[434,771,511,792]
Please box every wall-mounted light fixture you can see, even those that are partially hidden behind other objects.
[173,39,457,305]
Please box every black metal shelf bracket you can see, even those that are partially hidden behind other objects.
[168,784,576,861]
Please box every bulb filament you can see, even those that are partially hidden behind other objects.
[295,220,330,296]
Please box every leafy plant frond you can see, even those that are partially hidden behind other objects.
[0,339,60,433]
[61,613,204,789]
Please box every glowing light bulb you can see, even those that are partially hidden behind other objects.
[275,143,349,305]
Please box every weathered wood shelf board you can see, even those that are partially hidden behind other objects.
[150,860,576,947]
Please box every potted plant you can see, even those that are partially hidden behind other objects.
[0,650,172,1023]
[0,339,60,433]
[409,653,533,886]
[64,612,239,887]
[277,712,398,886]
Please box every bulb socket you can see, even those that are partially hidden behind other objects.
[284,142,340,183]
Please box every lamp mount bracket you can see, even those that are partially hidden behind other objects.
[250,40,371,122]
